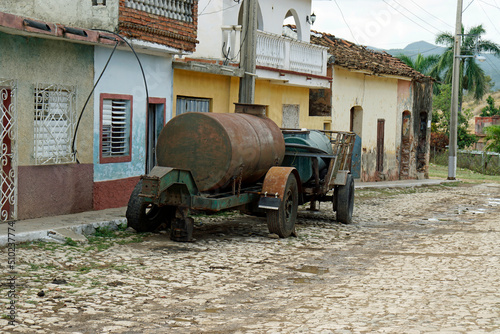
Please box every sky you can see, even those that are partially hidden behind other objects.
[310,0,500,50]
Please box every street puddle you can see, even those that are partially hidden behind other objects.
[488,198,500,206]
[287,277,312,284]
[290,265,329,275]
[203,308,223,313]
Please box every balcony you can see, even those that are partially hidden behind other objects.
[222,26,328,77]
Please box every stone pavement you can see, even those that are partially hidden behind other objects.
[0,180,498,333]
[0,178,449,247]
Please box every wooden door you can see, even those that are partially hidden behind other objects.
[377,119,385,173]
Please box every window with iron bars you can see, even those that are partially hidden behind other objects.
[100,94,133,163]
[33,84,76,165]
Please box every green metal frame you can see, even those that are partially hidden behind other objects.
[140,166,260,212]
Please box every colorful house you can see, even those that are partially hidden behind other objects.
[0,0,197,220]
[310,32,434,181]
[173,0,332,130]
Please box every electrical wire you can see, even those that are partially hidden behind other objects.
[478,1,500,35]
[388,0,443,35]
[71,40,118,163]
[333,0,359,44]
[71,30,149,163]
[408,0,454,29]
[199,0,213,16]
[463,0,476,12]
[479,0,500,9]
[199,3,239,16]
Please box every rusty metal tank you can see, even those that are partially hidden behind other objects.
[156,110,285,192]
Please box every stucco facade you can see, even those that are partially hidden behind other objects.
[0,31,95,220]
[92,47,174,210]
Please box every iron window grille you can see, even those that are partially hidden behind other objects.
[33,83,76,165]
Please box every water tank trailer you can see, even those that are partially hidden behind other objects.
[126,104,356,242]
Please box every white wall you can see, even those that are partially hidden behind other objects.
[93,46,173,182]
[193,0,313,59]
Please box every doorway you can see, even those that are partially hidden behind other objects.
[400,111,411,178]
[146,99,166,174]
[350,106,363,178]
[377,119,385,173]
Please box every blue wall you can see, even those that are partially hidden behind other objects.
[93,47,173,182]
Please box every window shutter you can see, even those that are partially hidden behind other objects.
[102,99,130,157]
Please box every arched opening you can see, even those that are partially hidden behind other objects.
[282,9,302,40]
[400,110,411,179]
[238,1,263,30]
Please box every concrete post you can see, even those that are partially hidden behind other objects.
[238,0,257,104]
[448,0,463,180]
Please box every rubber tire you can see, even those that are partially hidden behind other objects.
[126,180,173,233]
[335,174,354,224]
[266,174,298,238]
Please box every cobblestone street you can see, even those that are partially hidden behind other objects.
[2,182,500,333]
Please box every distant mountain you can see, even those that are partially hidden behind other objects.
[371,41,500,91]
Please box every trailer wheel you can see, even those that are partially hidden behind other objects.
[335,174,354,224]
[266,174,298,237]
[126,180,174,233]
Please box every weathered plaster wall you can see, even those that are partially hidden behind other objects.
[255,80,328,130]
[0,32,95,165]
[173,69,239,114]
[396,79,414,178]
[173,70,327,130]
[0,32,96,218]
[93,46,173,183]
[412,79,433,177]
[92,47,173,210]
[18,164,93,219]
[0,0,119,30]
[331,66,401,181]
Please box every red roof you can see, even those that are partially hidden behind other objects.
[310,30,430,81]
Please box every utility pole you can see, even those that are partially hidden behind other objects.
[448,0,463,180]
[238,0,257,104]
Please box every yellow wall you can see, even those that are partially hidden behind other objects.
[173,69,239,115]
[332,66,401,180]
[173,69,330,130]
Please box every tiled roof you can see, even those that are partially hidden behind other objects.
[310,30,430,81]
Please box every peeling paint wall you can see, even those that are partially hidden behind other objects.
[412,79,433,178]
[93,47,173,182]
[331,66,401,181]
[0,0,119,30]
[0,32,95,219]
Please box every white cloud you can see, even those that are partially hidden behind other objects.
[311,0,500,49]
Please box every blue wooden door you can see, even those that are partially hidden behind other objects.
[351,134,362,179]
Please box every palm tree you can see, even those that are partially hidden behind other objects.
[484,125,500,153]
[434,25,500,100]
[397,53,440,77]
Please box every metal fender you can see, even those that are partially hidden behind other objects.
[258,167,301,210]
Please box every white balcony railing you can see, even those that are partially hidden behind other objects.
[222,26,327,76]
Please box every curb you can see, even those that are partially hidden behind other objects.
[0,218,127,247]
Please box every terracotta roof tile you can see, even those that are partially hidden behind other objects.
[310,30,430,81]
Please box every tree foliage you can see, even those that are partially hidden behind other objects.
[480,95,500,117]
[484,125,500,153]
[434,25,500,100]
[397,53,440,76]
[432,84,477,149]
